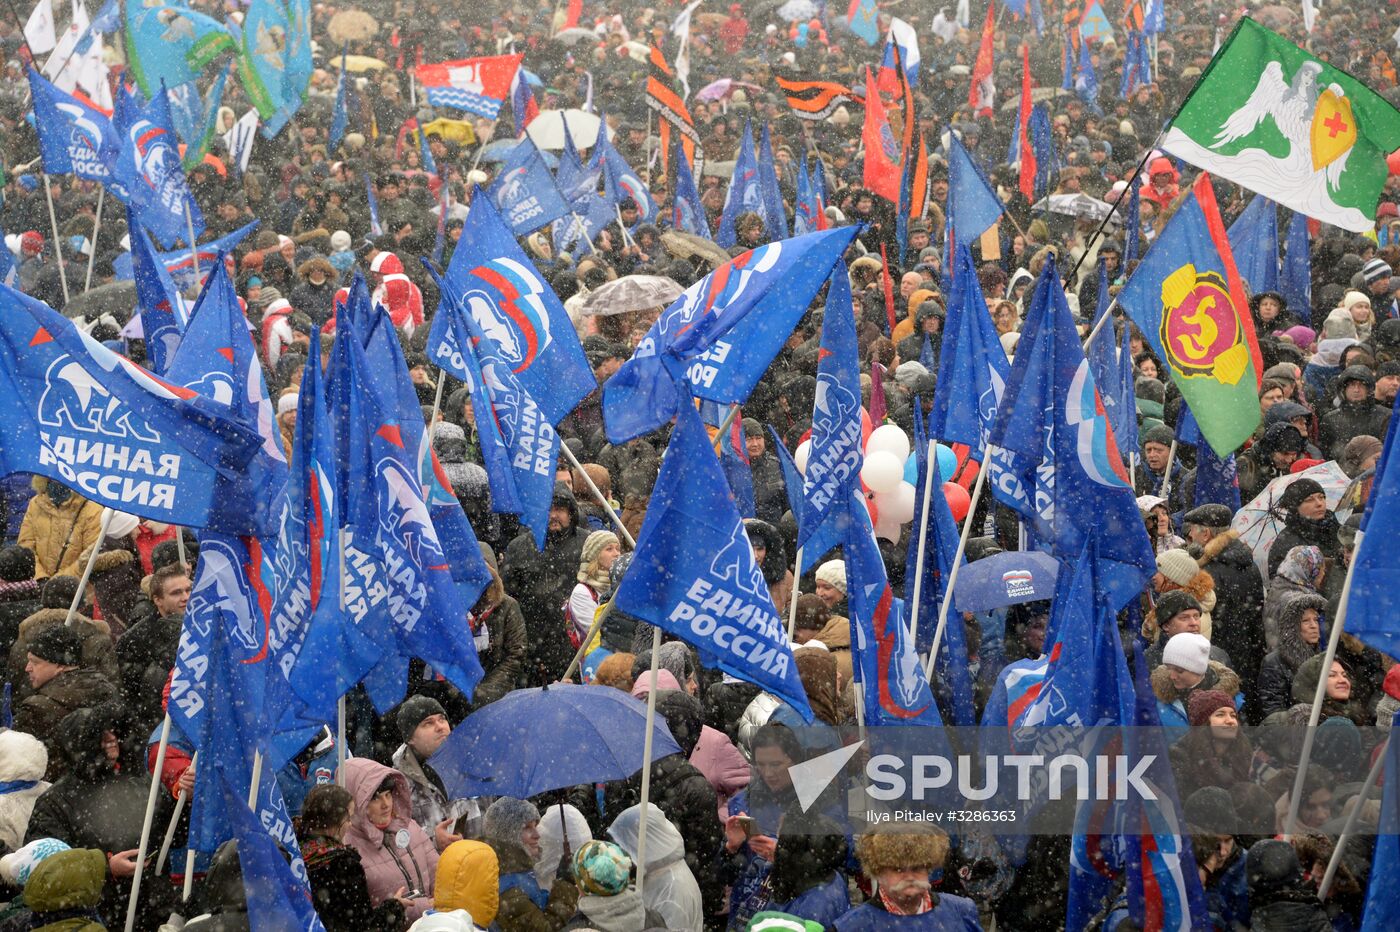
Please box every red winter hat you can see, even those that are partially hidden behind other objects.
[19,231,43,255]
[1383,665,1400,702]
[1187,690,1235,727]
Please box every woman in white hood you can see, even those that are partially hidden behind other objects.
[607,803,704,932]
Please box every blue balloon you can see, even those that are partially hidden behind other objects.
[935,443,957,478]
[904,453,919,485]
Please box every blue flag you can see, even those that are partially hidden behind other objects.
[1074,40,1100,110]
[1088,276,1134,449]
[756,124,789,241]
[987,256,1155,609]
[1123,181,1142,265]
[75,0,120,55]
[0,284,259,526]
[489,140,572,235]
[1027,104,1059,202]
[1177,405,1240,511]
[556,117,598,203]
[417,124,438,177]
[366,175,382,236]
[1345,393,1400,660]
[264,336,340,761]
[220,776,328,932]
[552,194,613,258]
[799,261,863,550]
[794,156,821,237]
[1119,31,1152,99]
[945,133,1003,259]
[906,416,973,725]
[328,46,349,154]
[114,220,259,293]
[671,139,710,238]
[1227,195,1278,295]
[124,1,233,99]
[604,226,860,444]
[715,121,763,248]
[114,85,205,248]
[595,128,658,226]
[702,400,756,518]
[614,394,812,720]
[27,68,119,186]
[0,220,14,289]
[431,194,596,426]
[168,531,276,854]
[844,497,943,726]
[1279,209,1311,323]
[1124,639,1210,932]
[928,246,1032,515]
[1361,712,1400,932]
[768,424,843,573]
[430,268,560,548]
[128,211,187,374]
[164,261,289,537]
[1116,320,1140,456]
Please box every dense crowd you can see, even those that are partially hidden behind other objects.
[0,0,1398,930]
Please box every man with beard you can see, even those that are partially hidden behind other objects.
[834,828,979,929]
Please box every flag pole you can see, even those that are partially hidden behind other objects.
[470,119,500,173]
[1158,438,1179,503]
[418,374,447,476]
[923,451,992,681]
[41,173,69,304]
[711,403,741,452]
[1284,528,1363,838]
[84,185,103,292]
[785,546,803,639]
[154,751,196,873]
[185,203,201,284]
[906,438,940,647]
[559,442,636,548]
[65,507,114,627]
[634,625,662,901]
[125,714,172,932]
[1081,300,1118,350]
[1316,734,1386,899]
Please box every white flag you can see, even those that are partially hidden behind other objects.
[1302,0,1318,33]
[24,0,56,55]
[222,109,260,174]
[42,0,88,88]
[671,0,702,101]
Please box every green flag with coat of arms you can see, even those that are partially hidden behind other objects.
[1162,18,1400,233]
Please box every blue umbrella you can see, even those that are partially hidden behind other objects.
[953,550,1061,614]
[429,684,683,799]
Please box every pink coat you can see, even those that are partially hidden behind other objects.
[630,670,751,815]
[341,756,440,921]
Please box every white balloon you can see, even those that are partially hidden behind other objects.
[861,450,904,493]
[795,439,812,474]
[866,424,911,462]
[886,481,918,524]
[874,512,904,543]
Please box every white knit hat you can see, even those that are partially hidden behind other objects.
[1156,549,1199,588]
[1161,632,1211,675]
[277,393,300,416]
[815,560,847,596]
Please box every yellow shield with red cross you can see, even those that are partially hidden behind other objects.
[1311,89,1357,172]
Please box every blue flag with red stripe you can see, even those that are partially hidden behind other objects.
[113,84,204,248]
[715,121,761,249]
[128,210,187,374]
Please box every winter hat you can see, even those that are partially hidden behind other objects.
[1183,787,1238,835]
[1280,325,1316,348]
[483,797,541,844]
[1323,309,1359,340]
[0,838,70,886]
[893,361,928,387]
[815,560,847,596]
[1276,545,1326,588]
[1342,435,1384,477]
[1156,549,1200,587]
[395,694,446,743]
[1136,494,1166,516]
[572,840,632,895]
[1184,504,1233,529]
[330,230,352,252]
[748,914,825,932]
[580,530,619,568]
[277,393,299,416]
[19,230,43,255]
[0,544,36,581]
[1187,689,1234,726]
[1276,477,1326,513]
[1142,424,1174,449]
[27,625,82,666]
[1155,590,1202,627]
[1343,290,1373,312]
[1339,364,1376,389]
[408,910,479,931]
[1362,258,1392,285]
[1161,632,1211,675]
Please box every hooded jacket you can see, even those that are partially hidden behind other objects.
[8,607,117,703]
[12,666,119,780]
[501,485,589,684]
[0,730,50,852]
[342,757,440,922]
[1246,840,1330,932]
[1257,593,1328,717]
[434,840,500,927]
[19,848,107,931]
[1318,367,1389,460]
[17,478,104,579]
[370,252,425,333]
[1290,654,1370,726]
[1196,530,1267,694]
[1151,661,1241,736]
[607,804,704,932]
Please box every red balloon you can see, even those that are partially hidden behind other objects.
[1388,148,1400,176]
[942,482,971,522]
[859,407,873,450]
[955,458,981,492]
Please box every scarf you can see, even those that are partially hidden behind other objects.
[0,779,39,794]
[879,886,933,916]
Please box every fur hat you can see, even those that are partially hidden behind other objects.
[1161,632,1211,675]
[815,560,847,596]
[26,625,82,666]
[854,828,950,878]
[1156,549,1200,588]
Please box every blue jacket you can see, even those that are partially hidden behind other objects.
[834,893,982,930]
[773,872,851,929]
